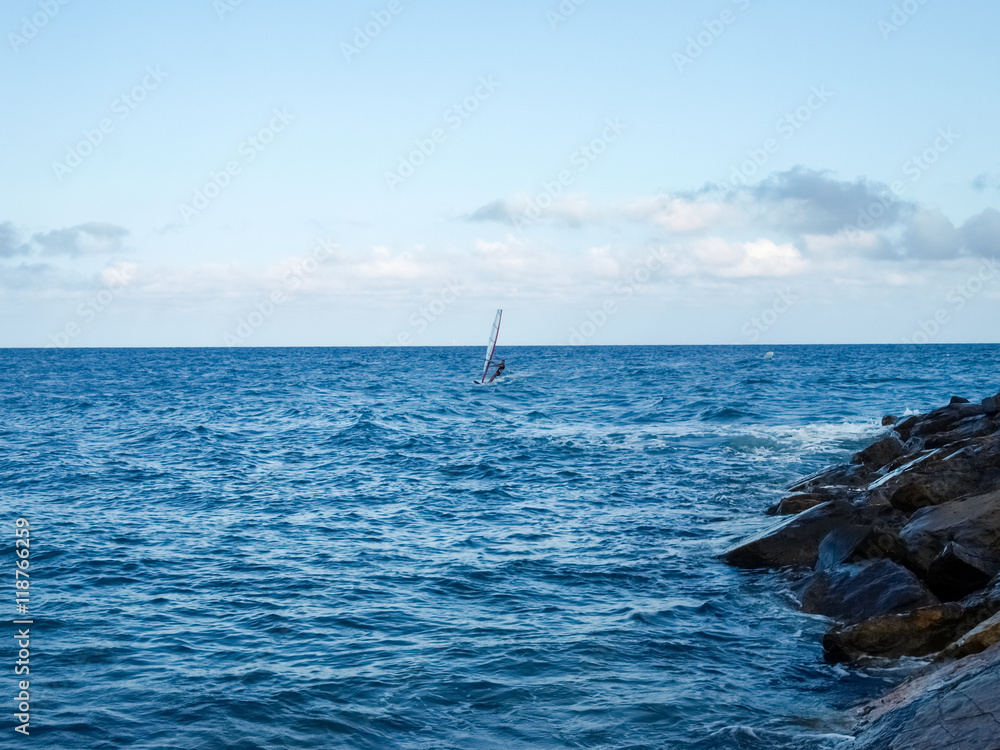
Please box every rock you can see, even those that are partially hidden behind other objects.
[940,609,1000,660]
[893,415,920,442]
[765,493,828,516]
[797,559,938,624]
[852,643,1000,750]
[723,500,865,569]
[910,403,986,440]
[853,434,907,469]
[826,576,1000,663]
[823,603,972,663]
[816,526,873,570]
[841,525,910,566]
[900,489,1000,574]
[925,542,1000,601]
[950,396,971,405]
[984,396,999,415]
[877,441,1000,511]
[882,415,898,426]
[787,463,875,495]
[886,469,1000,512]
[963,574,1000,611]
[922,415,998,449]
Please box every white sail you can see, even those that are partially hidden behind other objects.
[480,309,502,382]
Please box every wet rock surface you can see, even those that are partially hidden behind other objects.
[925,542,1000,601]
[724,391,1000,748]
[900,490,1000,576]
[723,499,867,568]
[823,603,976,663]
[852,434,908,469]
[852,643,1000,750]
[797,559,938,623]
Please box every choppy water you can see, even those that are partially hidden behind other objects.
[4,344,999,749]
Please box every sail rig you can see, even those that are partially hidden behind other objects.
[479,309,502,383]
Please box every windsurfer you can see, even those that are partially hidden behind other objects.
[488,359,505,383]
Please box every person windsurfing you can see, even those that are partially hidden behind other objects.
[488,359,505,383]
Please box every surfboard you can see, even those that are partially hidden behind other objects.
[474,309,503,384]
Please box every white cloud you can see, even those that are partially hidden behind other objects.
[100,262,138,286]
[583,246,620,277]
[691,237,806,278]
[625,195,741,233]
[357,245,422,280]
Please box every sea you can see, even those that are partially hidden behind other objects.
[4,344,999,749]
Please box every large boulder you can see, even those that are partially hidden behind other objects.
[925,542,1000,601]
[900,489,1000,576]
[922,414,998,449]
[852,642,1000,750]
[723,500,866,569]
[797,559,938,623]
[853,434,908,469]
[876,440,1000,511]
[983,394,1000,415]
[908,402,986,441]
[886,471,994,512]
[826,574,1000,663]
[823,603,973,663]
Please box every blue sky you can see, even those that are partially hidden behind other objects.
[2,0,999,346]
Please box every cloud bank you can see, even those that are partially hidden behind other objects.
[0,222,130,260]
[466,167,1000,276]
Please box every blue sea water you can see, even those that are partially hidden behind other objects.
[4,344,1000,749]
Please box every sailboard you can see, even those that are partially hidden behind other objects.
[474,309,503,384]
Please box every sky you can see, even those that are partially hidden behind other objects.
[1,0,999,347]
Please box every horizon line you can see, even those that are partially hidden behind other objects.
[3,342,1000,351]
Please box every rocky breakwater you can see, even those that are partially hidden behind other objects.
[724,390,1000,749]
